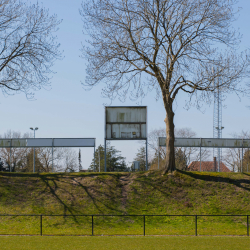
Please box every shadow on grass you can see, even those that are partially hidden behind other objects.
[0,172,126,219]
[180,170,250,192]
[38,175,77,218]
[37,174,125,217]
[131,170,250,214]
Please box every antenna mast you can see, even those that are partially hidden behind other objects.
[213,69,224,172]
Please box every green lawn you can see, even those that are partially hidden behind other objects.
[0,171,250,237]
[0,215,249,236]
[0,236,249,250]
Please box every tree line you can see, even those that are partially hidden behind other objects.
[148,128,250,172]
[0,131,79,172]
[1,128,250,173]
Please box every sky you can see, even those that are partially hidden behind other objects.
[0,0,250,169]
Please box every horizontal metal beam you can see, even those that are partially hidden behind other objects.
[0,138,96,148]
[106,138,147,141]
[106,122,146,124]
[158,137,250,148]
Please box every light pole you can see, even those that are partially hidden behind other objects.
[30,127,38,172]
[98,149,101,172]
[215,126,224,172]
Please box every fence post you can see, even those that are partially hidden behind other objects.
[195,215,197,236]
[40,215,42,236]
[92,215,94,236]
[143,215,145,236]
[247,215,249,237]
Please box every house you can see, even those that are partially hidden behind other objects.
[187,157,231,172]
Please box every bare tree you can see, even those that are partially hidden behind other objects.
[0,130,31,171]
[175,128,197,166]
[148,127,208,169]
[36,147,65,172]
[224,131,250,172]
[0,0,61,97]
[0,131,76,172]
[80,0,250,172]
[148,127,166,161]
[56,148,78,172]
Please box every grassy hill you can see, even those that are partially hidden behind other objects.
[0,170,250,235]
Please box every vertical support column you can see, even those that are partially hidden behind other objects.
[200,138,202,172]
[40,215,43,236]
[51,139,54,173]
[98,149,101,172]
[104,139,107,172]
[104,106,107,173]
[33,146,36,173]
[242,140,244,172]
[94,146,96,172]
[158,146,160,170]
[92,215,94,236]
[146,139,148,171]
[33,130,36,173]
[143,215,145,236]
[9,140,12,172]
[218,148,220,172]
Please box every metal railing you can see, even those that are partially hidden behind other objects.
[0,214,249,236]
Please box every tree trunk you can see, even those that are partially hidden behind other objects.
[163,107,175,173]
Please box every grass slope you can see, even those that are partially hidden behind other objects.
[0,170,250,235]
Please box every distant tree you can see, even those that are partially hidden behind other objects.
[225,131,250,172]
[243,149,250,172]
[175,148,187,170]
[0,157,4,171]
[25,149,44,172]
[89,144,128,172]
[147,128,166,162]
[36,147,65,172]
[0,130,75,172]
[78,149,82,171]
[56,148,78,172]
[148,127,208,170]
[81,0,249,172]
[91,145,105,172]
[0,0,61,98]
[0,130,31,172]
[133,146,147,171]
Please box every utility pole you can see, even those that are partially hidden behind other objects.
[98,148,101,172]
[213,69,224,172]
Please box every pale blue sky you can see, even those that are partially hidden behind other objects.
[0,0,249,169]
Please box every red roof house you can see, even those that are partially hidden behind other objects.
[187,157,231,172]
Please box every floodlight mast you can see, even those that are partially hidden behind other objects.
[213,70,224,172]
[30,127,38,172]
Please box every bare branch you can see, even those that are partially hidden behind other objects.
[81,0,249,172]
[0,0,62,98]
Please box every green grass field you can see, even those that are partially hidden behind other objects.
[0,171,250,236]
[0,214,249,236]
[0,236,250,250]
